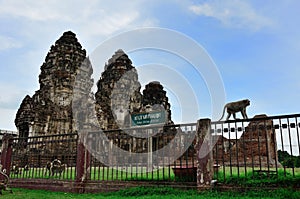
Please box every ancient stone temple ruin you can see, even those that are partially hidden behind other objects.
[213,114,280,167]
[94,50,173,130]
[13,31,280,170]
[15,32,173,137]
[142,81,172,125]
[15,31,93,137]
[95,49,142,130]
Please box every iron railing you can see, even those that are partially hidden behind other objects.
[10,133,78,180]
[211,113,300,183]
[5,113,300,186]
[86,123,197,182]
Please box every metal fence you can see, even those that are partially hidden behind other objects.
[86,123,197,182]
[6,123,198,184]
[9,133,78,180]
[211,114,300,183]
[2,113,300,191]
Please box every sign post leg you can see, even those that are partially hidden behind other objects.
[147,129,153,171]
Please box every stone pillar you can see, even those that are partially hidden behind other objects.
[75,132,91,193]
[196,119,213,189]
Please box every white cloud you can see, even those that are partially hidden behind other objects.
[0,84,25,109]
[0,0,71,21]
[0,108,17,131]
[79,11,140,38]
[0,0,157,38]
[0,35,22,51]
[189,0,273,31]
[0,84,21,131]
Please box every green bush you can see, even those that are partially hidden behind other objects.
[278,150,300,168]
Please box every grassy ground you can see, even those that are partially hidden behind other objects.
[0,187,299,199]
[216,166,300,187]
[8,165,300,199]
[11,166,300,177]
[10,166,300,185]
[10,166,176,181]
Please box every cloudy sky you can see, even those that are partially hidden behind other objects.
[1,0,300,131]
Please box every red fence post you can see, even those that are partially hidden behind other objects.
[196,119,213,189]
[0,134,13,177]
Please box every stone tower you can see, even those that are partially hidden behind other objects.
[15,31,93,137]
[142,81,173,125]
[95,49,142,130]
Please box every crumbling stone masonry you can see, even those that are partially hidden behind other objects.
[94,50,173,130]
[15,31,93,137]
[213,115,281,167]
[94,49,142,130]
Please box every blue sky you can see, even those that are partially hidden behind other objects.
[1,0,300,131]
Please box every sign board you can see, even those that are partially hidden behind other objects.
[131,111,166,126]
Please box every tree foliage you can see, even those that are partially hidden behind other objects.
[278,150,300,168]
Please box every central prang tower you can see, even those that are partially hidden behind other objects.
[95,50,174,130]
[95,49,142,130]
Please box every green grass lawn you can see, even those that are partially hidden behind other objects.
[0,187,299,199]
[6,166,300,198]
[10,165,300,186]
[216,166,300,187]
[10,166,176,181]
